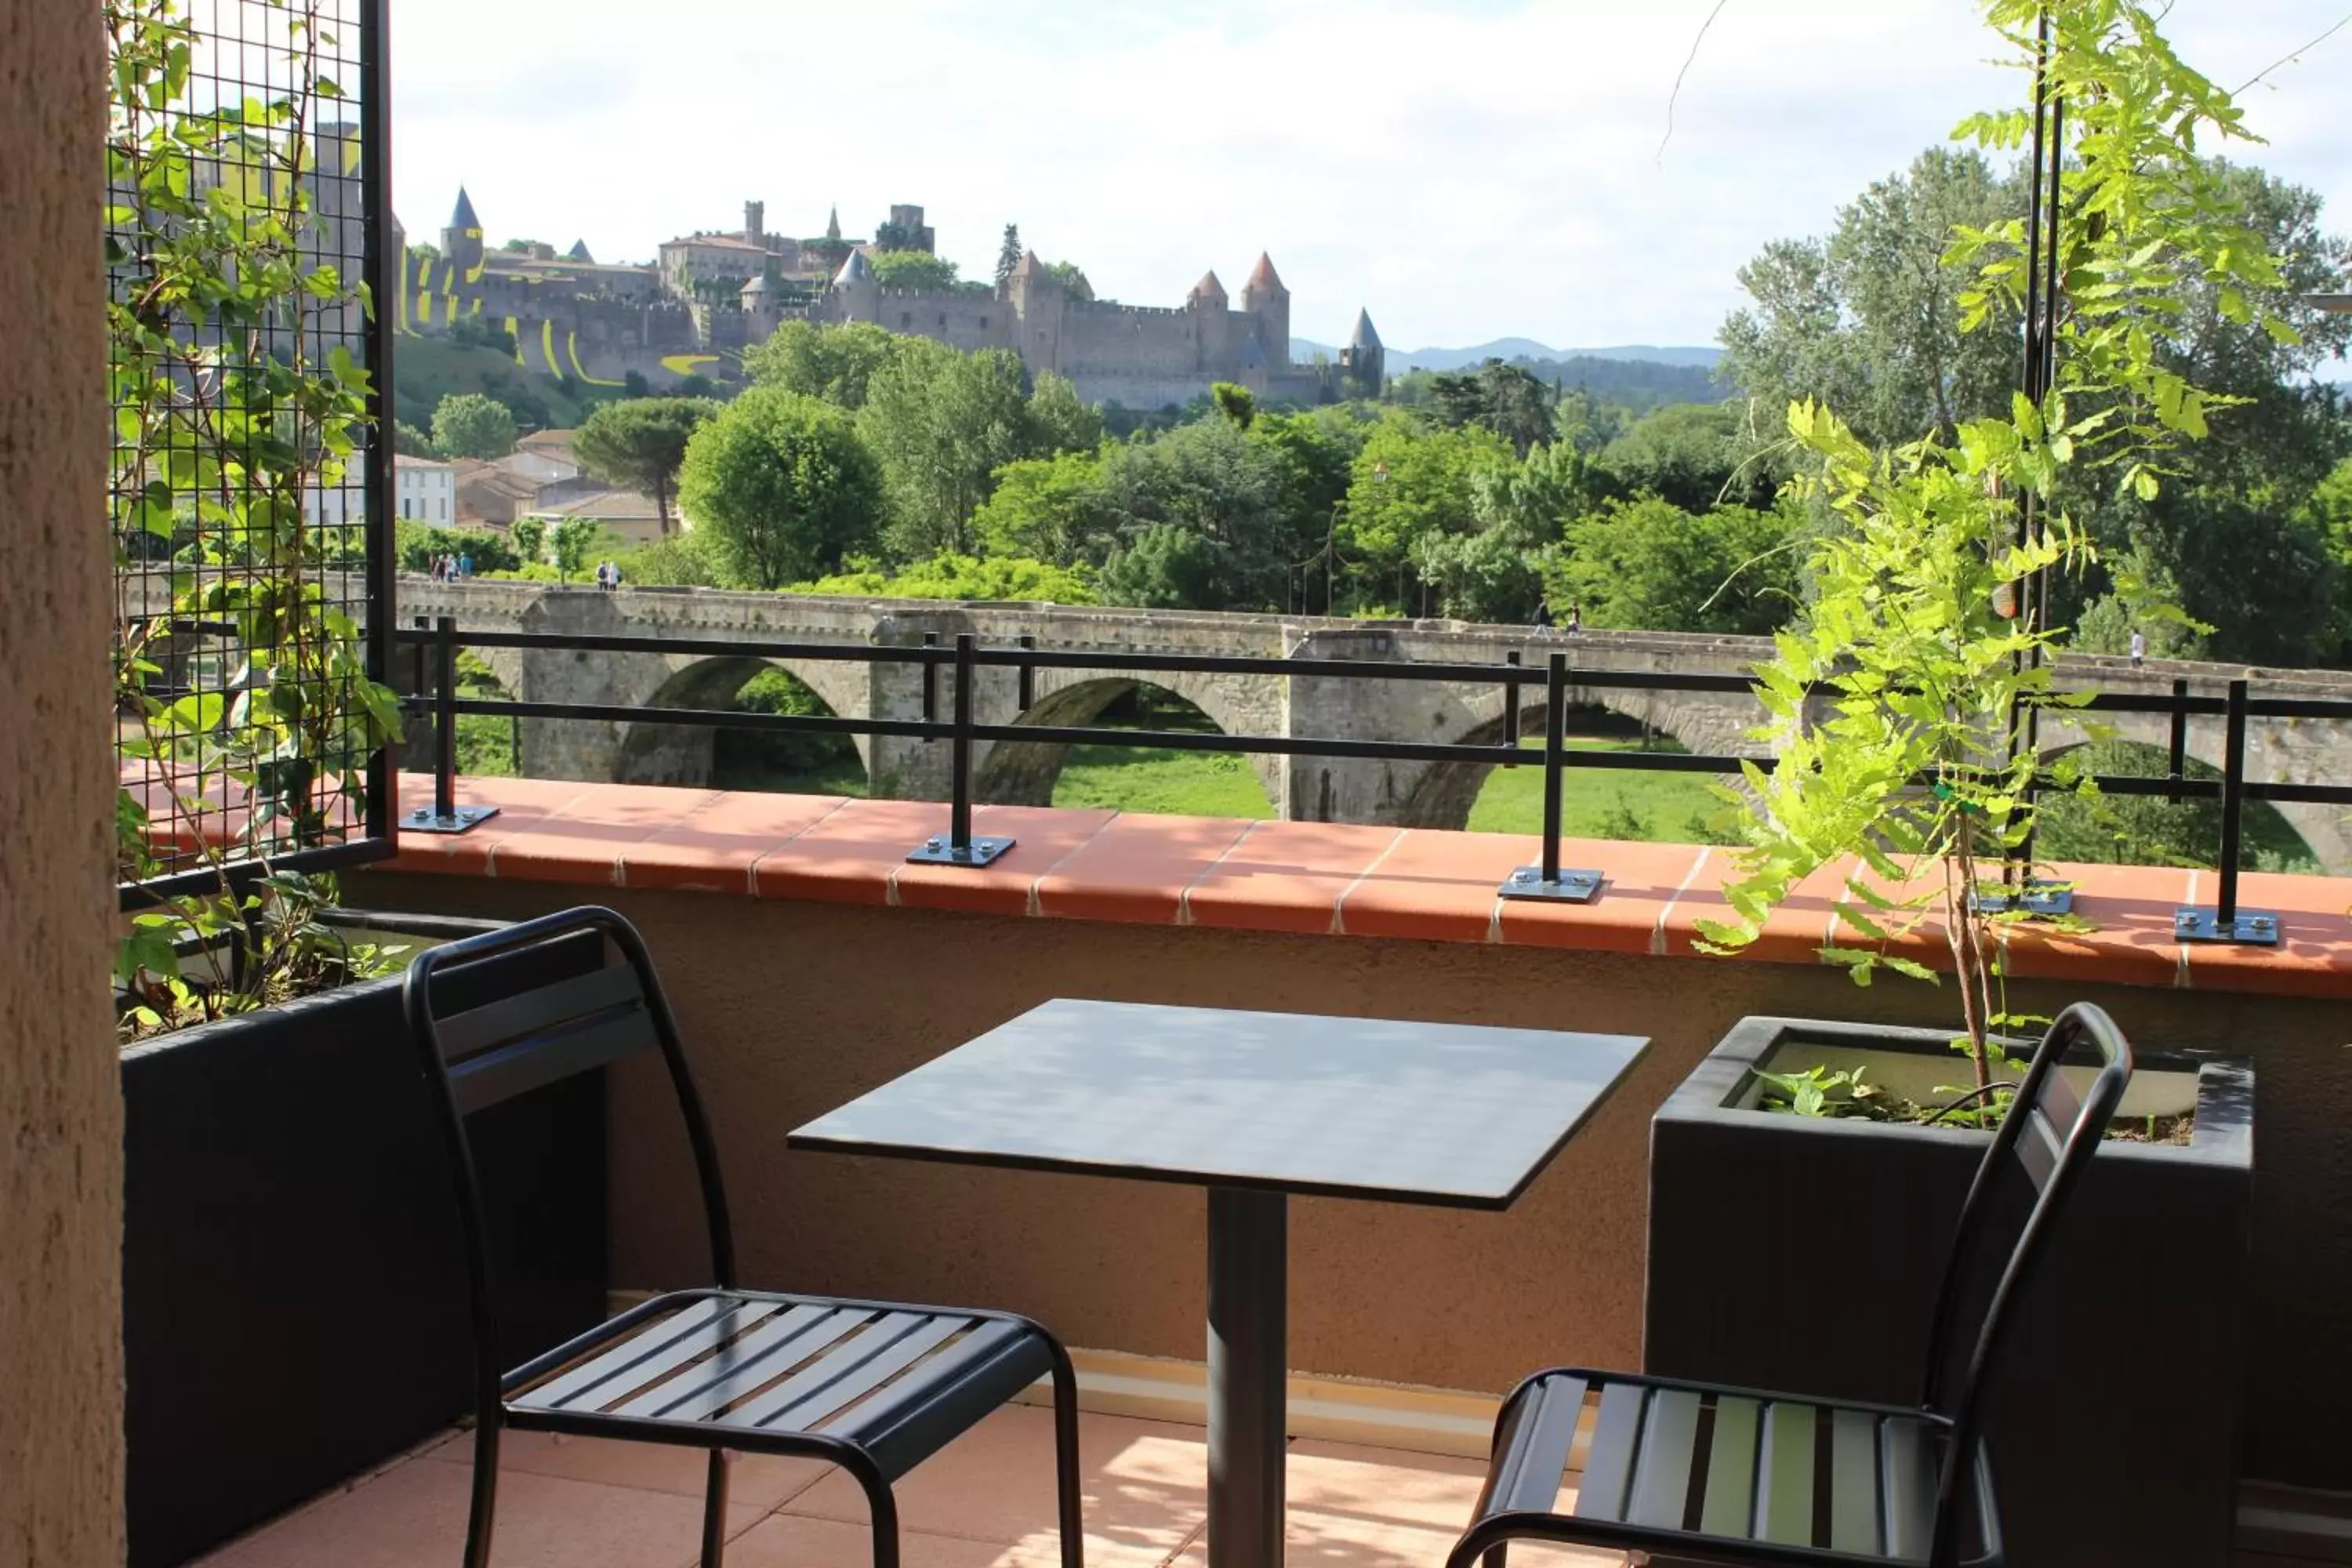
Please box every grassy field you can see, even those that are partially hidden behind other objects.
[1053,745,1276,818]
[1466,736,1737,842]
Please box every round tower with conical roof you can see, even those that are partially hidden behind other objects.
[1237,252,1290,371]
[830,248,880,322]
[1340,308,1385,397]
[441,187,485,281]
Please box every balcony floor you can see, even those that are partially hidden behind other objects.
[194,1406,1624,1568]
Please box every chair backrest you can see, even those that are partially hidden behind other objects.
[404,907,736,1410]
[1918,1002,2133,1562]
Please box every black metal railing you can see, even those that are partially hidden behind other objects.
[394,617,2352,946]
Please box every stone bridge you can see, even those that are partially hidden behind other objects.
[394,575,2352,868]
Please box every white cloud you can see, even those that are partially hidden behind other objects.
[390,0,2352,352]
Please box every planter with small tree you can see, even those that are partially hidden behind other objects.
[1643,5,2274,1564]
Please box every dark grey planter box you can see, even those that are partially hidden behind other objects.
[122,924,610,1568]
[1646,1016,2252,1568]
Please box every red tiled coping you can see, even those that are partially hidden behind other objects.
[384,775,2352,1000]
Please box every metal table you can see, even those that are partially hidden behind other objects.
[786,999,1649,1568]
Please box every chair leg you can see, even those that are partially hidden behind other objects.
[1046,1341,1086,1568]
[1479,1548,1507,1568]
[463,1415,500,1568]
[857,1465,902,1568]
[699,1449,732,1568]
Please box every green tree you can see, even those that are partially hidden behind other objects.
[1210,383,1256,430]
[1596,401,1778,512]
[858,343,1035,557]
[572,397,721,533]
[972,448,1111,565]
[1249,406,1369,612]
[1338,417,1516,612]
[1426,359,1555,456]
[509,516,546,567]
[430,391,518,459]
[550,515,601,584]
[394,524,521,574]
[1721,147,2018,448]
[1548,495,1800,635]
[742,319,902,409]
[995,223,1022,290]
[677,388,884,589]
[1093,419,1290,611]
[1027,372,1104,455]
[869,251,960,292]
[394,421,438,458]
[1415,439,1604,623]
[795,551,1098,604]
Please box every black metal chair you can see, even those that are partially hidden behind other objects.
[404,906,1087,1568]
[1442,1002,2135,1568]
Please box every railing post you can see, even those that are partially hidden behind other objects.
[2167,677,2189,803]
[2175,677,2274,945]
[400,615,499,833]
[1498,651,1602,902]
[1018,633,1036,713]
[920,630,939,741]
[1501,650,1522,764]
[907,631,1014,867]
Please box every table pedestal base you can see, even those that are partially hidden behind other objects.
[1207,1186,1287,1568]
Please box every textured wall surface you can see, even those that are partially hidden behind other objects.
[357,868,2352,1488]
[0,0,122,1558]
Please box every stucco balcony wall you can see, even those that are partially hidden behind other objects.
[348,779,2352,1495]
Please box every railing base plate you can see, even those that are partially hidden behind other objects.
[908,834,1017,868]
[1973,880,2075,917]
[1498,866,1603,903]
[2174,907,2281,945]
[401,804,501,835]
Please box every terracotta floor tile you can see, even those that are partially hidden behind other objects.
[784,1406,1207,1567]
[194,1450,763,1568]
[895,806,1119,917]
[1490,838,1715,956]
[1034,814,1257,926]
[752,798,953,906]
[1283,1439,1491,1532]
[2002,861,2191,991]
[723,1514,1070,1568]
[2178,866,2352,997]
[622,792,851,895]
[1182,822,1408,936]
[484,782,721,886]
[422,1428,830,1515]
[392,772,600,877]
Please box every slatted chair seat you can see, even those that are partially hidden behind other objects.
[1468,1369,1994,1564]
[506,1290,1057,1483]
[1443,1004,2135,1568]
[405,907,1086,1568]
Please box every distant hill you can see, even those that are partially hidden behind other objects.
[1293,339,1722,373]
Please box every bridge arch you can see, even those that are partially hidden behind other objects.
[975,675,1276,811]
[614,655,870,791]
[1392,688,1748,833]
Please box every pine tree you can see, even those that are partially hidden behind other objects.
[995,223,1022,290]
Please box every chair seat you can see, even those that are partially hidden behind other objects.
[506,1290,1055,1482]
[1475,1370,1996,1565]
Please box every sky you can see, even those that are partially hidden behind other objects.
[387,0,2352,354]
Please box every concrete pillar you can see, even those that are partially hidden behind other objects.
[0,0,126,1553]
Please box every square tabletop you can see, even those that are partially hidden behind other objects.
[787,999,1650,1210]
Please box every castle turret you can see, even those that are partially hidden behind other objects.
[1187,270,1228,310]
[1004,250,1065,373]
[740,271,779,333]
[826,205,842,243]
[565,238,593,263]
[1340,308,1385,397]
[745,200,765,247]
[1238,252,1290,369]
[831,248,879,321]
[441,186,485,281]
